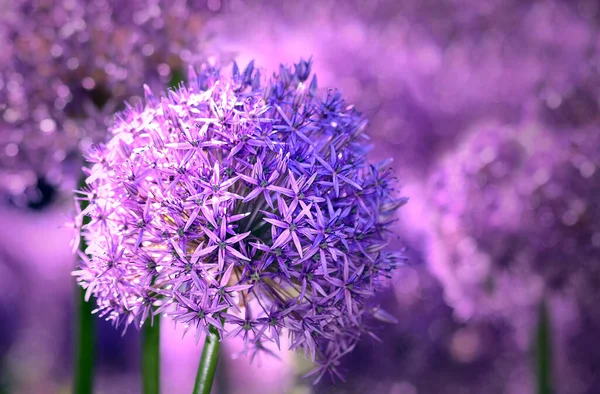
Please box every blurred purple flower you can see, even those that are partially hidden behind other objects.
[0,0,220,209]
[427,123,599,319]
[425,122,600,393]
[317,265,534,394]
[74,59,406,380]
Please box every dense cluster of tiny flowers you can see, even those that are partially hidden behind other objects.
[74,59,405,380]
[0,0,216,208]
[423,123,600,393]
[425,122,600,324]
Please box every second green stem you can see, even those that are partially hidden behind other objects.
[142,315,161,394]
[193,325,222,394]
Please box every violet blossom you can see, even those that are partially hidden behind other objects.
[74,59,406,381]
[426,122,600,393]
[0,0,217,209]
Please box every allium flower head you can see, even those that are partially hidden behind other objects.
[74,59,406,380]
[426,122,600,323]
[0,0,216,208]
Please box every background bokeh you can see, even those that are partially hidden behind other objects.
[1,0,599,393]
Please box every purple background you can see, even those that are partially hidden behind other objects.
[1,0,599,393]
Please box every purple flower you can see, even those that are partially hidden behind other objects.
[426,122,600,320]
[424,122,600,394]
[0,0,217,208]
[74,59,406,379]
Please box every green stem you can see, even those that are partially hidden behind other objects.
[74,286,95,394]
[142,315,161,394]
[75,175,95,394]
[193,325,222,394]
[535,299,552,394]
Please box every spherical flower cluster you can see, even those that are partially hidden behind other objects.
[430,124,600,317]
[74,59,406,380]
[426,121,600,324]
[0,0,216,208]
[425,122,600,393]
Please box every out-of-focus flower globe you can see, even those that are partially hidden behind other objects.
[426,122,600,392]
[0,0,221,209]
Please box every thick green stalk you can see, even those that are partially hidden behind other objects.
[535,299,552,394]
[192,325,222,394]
[74,286,95,394]
[75,176,95,394]
[142,315,161,394]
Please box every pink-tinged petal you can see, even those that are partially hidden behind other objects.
[352,263,366,281]
[329,246,339,262]
[272,229,291,249]
[226,245,251,261]
[227,284,252,292]
[254,157,264,177]
[212,162,220,186]
[175,294,198,311]
[278,258,291,278]
[338,174,363,190]
[143,197,152,219]
[315,154,334,172]
[371,307,399,324]
[268,184,293,196]
[285,197,298,218]
[319,249,328,276]
[324,276,344,288]
[250,242,271,252]
[237,173,258,185]
[169,239,187,260]
[264,191,274,209]
[191,244,218,264]
[343,255,350,281]
[220,175,240,189]
[164,142,193,149]
[184,208,200,231]
[229,212,250,222]
[219,216,227,239]
[198,140,227,148]
[344,289,353,315]
[218,248,226,270]
[333,175,340,197]
[200,205,218,229]
[297,201,313,220]
[206,316,224,330]
[288,170,299,193]
[292,231,303,258]
[202,227,220,243]
[314,204,326,228]
[303,171,319,189]
[276,195,288,217]
[263,218,288,229]
[225,231,251,244]
[267,170,280,184]
[191,270,205,289]
[135,229,144,251]
[242,187,263,202]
